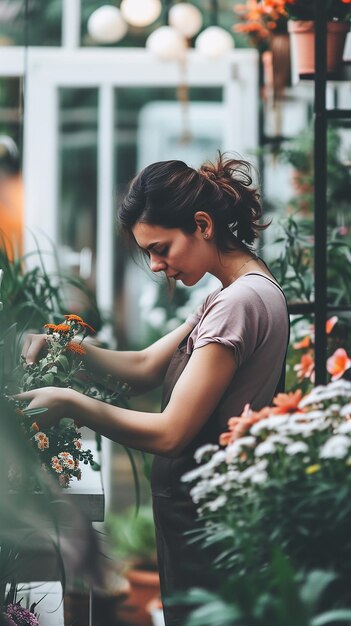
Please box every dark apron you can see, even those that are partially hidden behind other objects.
[151,334,225,625]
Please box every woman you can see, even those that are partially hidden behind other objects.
[20,154,289,625]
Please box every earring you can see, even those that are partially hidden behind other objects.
[203,233,209,239]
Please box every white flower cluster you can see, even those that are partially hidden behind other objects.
[182,380,351,515]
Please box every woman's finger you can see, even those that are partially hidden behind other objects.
[21,334,47,364]
[14,390,36,401]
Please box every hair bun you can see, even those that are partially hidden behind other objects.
[198,166,218,183]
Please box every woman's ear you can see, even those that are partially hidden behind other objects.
[194,211,214,239]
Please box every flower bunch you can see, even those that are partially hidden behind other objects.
[183,380,351,513]
[292,315,351,390]
[13,314,98,487]
[3,602,39,626]
[182,380,351,617]
[233,0,288,50]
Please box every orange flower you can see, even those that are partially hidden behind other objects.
[64,314,95,335]
[220,405,271,446]
[55,323,71,333]
[327,348,351,381]
[66,341,86,355]
[293,336,311,350]
[64,314,84,322]
[271,389,303,414]
[294,352,315,382]
[44,323,71,333]
[43,323,57,331]
[326,315,338,334]
[219,431,235,446]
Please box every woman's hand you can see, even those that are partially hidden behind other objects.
[16,387,78,428]
[21,333,48,364]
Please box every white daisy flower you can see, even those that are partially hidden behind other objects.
[320,434,351,459]
[285,441,309,455]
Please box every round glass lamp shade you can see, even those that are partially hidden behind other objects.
[146,26,186,60]
[120,0,162,27]
[87,5,128,43]
[195,26,234,59]
[168,3,202,38]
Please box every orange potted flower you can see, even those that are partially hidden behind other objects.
[233,0,291,94]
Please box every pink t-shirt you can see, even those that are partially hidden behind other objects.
[185,272,289,426]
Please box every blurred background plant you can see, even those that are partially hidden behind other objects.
[0,234,103,339]
[106,504,157,572]
[277,125,351,219]
[233,0,288,52]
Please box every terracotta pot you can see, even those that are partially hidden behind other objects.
[116,569,161,626]
[288,20,350,77]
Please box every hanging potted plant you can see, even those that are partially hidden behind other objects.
[286,0,351,77]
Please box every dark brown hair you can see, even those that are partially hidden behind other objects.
[118,152,268,251]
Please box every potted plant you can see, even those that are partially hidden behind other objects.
[285,0,351,77]
[106,505,161,626]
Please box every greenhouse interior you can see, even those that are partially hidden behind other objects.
[1,1,351,625]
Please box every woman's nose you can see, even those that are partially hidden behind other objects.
[149,255,167,273]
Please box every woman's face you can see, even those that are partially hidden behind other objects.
[132,221,209,286]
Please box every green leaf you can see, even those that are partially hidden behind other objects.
[41,373,55,386]
[22,407,48,416]
[312,610,351,626]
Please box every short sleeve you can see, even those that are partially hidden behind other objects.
[187,284,268,368]
[185,288,221,328]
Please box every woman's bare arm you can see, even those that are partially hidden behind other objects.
[21,322,193,394]
[18,342,237,456]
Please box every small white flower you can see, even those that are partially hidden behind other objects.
[320,434,351,459]
[300,381,351,408]
[250,415,288,435]
[336,421,351,434]
[287,419,329,436]
[194,444,219,464]
[250,471,268,484]
[254,440,276,457]
[329,403,342,414]
[238,464,263,482]
[237,436,256,448]
[182,466,209,483]
[209,450,227,467]
[207,494,227,511]
[285,441,309,455]
[225,441,241,463]
[209,474,228,488]
[267,434,293,446]
[340,404,351,418]
[190,480,212,502]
